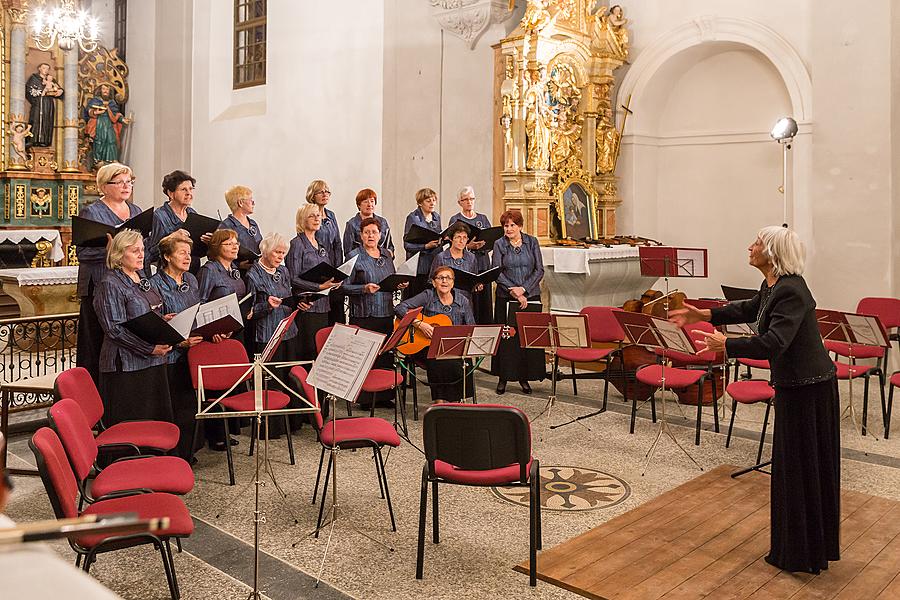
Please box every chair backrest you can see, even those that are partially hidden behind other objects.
[29,427,80,519]
[857,297,900,329]
[314,324,361,354]
[48,398,99,482]
[54,367,104,429]
[581,306,625,344]
[289,366,323,431]
[422,404,532,483]
[187,339,252,391]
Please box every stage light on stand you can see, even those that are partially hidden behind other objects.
[770,117,797,227]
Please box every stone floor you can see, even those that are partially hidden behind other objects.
[6,367,900,600]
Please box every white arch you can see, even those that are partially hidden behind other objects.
[618,16,812,122]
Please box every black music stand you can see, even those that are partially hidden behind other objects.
[515,312,590,430]
[380,307,423,439]
[427,324,503,402]
[614,310,704,475]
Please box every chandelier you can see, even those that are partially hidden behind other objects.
[31,0,100,53]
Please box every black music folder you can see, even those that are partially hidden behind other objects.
[237,245,261,263]
[298,255,357,284]
[182,213,222,256]
[72,208,154,247]
[451,266,502,291]
[469,226,504,252]
[377,272,417,293]
[123,305,198,346]
[403,224,444,245]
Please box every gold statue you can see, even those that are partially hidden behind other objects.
[550,104,582,172]
[522,0,552,33]
[525,84,551,171]
[596,109,620,174]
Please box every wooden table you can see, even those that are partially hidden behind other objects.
[1,372,58,476]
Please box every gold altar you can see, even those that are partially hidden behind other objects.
[493,1,629,243]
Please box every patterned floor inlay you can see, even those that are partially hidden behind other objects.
[491,465,630,511]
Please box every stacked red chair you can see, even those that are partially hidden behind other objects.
[30,427,193,599]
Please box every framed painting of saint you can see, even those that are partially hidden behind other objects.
[557,179,596,241]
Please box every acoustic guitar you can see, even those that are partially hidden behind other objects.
[393,313,452,355]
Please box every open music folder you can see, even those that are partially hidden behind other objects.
[123,293,246,345]
[71,207,154,247]
[182,212,222,256]
[299,254,357,284]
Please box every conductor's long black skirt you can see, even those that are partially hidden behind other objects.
[767,376,841,574]
[490,295,546,382]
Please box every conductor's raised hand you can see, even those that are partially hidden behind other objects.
[696,329,726,354]
[668,303,710,328]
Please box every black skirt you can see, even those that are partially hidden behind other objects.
[297,311,330,361]
[491,295,546,382]
[254,335,304,434]
[167,359,201,460]
[471,286,494,325]
[423,355,473,403]
[100,362,173,426]
[76,295,103,386]
[767,376,841,573]
[328,292,347,326]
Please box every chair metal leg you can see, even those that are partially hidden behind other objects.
[224,416,235,486]
[373,448,386,499]
[175,537,182,553]
[416,465,429,580]
[369,391,376,418]
[156,539,176,600]
[312,446,325,504]
[315,451,333,537]
[165,539,181,599]
[887,383,896,439]
[863,375,870,436]
[694,379,704,446]
[757,399,772,465]
[376,447,397,532]
[630,393,640,434]
[431,480,440,544]
[725,398,738,448]
[284,415,295,465]
[711,376,720,433]
[571,361,578,396]
[529,459,539,587]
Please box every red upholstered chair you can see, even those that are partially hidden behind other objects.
[188,339,294,485]
[887,371,900,438]
[289,366,400,534]
[831,360,885,437]
[633,363,717,446]
[736,358,770,381]
[553,306,625,410]
[416,403,541,586]
[30,427,193,600]
[54,367,179,454]
[315,326,405,421]
[857,297,900,370]
[48,399,194,503]
[725,379,774,465]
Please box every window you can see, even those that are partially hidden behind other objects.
[233,0,266,89]
[114,0,127,60]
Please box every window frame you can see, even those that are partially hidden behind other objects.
[233,0,267,90]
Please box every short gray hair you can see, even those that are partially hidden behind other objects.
[457,185,475,200]
[757,225,805,277]
[259,232,288,256]
[106,229,143,270]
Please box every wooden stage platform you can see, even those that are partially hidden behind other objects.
[517,465,900,599]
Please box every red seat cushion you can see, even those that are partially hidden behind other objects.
[434,457,533,486]
[892,372,900,388]
[556,348,614,363]
[361,369,403,393]
[95,421,179,451]
[635,364,705,389]
[319,417,401,448]
[824,340,884,359]
[78,492,193,548]
[91,456,195,498]
[727,380,775,404]
[217,390,290,412]
[738,358,770,370]
[834,361,877,379]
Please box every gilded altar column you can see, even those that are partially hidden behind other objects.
[60,48,79,172]
[7,7,29,170]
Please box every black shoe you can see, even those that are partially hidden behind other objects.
[209,437,239,452]
[496,380,507,395]
[520,381,532,394]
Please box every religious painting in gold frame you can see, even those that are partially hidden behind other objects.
[556,178,597,241]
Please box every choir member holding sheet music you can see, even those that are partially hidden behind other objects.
[395,266,474,403]
[150,231,204,460]
[491,210,545,395]
[146,170,201,273]
[76,163,144,385]
[286,203,343,361]
[403,188,443,300]
[219,185,263,270]
[344,217,408,369]
[430,222,481,306]
[343,188,394,257]
[670,225,839,575]
[449,185,494,323]
[198,229,249,344]
[94,229,174,426]
[306,179,345,325]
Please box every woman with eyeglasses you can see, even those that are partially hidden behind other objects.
[491,210,545,395]
[449,185,493,324]
[286,203,343,361]
[76,163,144,386]
[94,229,173,425]
[395,266,474,403]
[429,222,482,306]
[220,185,263,269]
[306,179,345,326]
[343,188,394,257]
[146,170,200,274]
[403,187,443,300]
[150,231,204,460]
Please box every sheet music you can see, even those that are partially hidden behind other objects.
[396,254,419,277]
[653,317,696,354]
[338,254,358,276]
[169,303,200,339]
[466,325,502,356]
[195,293,242,328]
[554,315,589,348]
[676,248,707,277]
[307,324,385,401]
[844,314,887,347]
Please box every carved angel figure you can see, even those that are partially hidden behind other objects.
[596,110,621,174]
[525,85,551,171]
[8,122,32,162]
[550,108,582,172]
[607,5,629,48]
[522,0,552,33]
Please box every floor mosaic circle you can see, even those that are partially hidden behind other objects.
[490,466,631,512]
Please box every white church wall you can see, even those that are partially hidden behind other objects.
[189,0,384,242]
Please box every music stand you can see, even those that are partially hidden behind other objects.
[303,324,391,587]
[381,307,423,438]
[614,310,704,475]
[427,325,503,402]
[195,310,318,600]
[515,312,591,430]
[817,309,890,439]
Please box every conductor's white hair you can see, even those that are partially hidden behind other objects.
[757,225,805,277]
[259,232,288,256]
[457,185,475,200]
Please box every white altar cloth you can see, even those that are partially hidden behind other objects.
[0,229,64,262]
[0,266,78,285]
